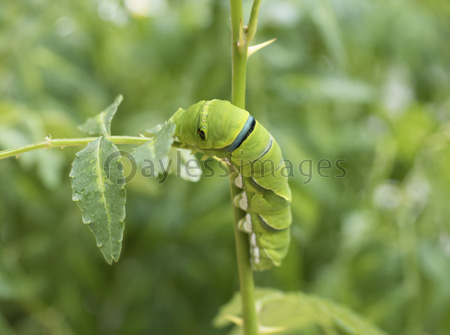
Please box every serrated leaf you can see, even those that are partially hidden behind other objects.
[214,288,388,335]
[70,137,126,264]
[131,122,175,176]
[78,95,123,136]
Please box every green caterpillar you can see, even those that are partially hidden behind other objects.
[171,100,291,271]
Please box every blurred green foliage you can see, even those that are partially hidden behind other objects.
[215,288,388,335]
[1,0,450,334]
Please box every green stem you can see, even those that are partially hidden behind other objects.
[247,0,261,42]
[229,1,260,334]
[0,136,153,160]
[231,46,248,107]
[229,177,258,335]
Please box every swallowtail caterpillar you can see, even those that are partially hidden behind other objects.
[171,100,291,271]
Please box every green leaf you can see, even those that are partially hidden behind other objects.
[145,124,163,135]
[70,137,126,264]
[214,288,388,335]
[131,122,202,182]
[131,121,176,176]
[78,95,123,136]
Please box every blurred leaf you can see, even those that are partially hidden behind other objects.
[131,121,175,175]
[131,122,202,183]
[78,95,123,136]
[167,147,202,182]
[36,150,65,189]
[145,123,163,135]
[214,288,388,335]
[0,128,34,167]
[283,74,375,103]
[69,137,126,264]
[307,0,347,69]
[0,251,37,300]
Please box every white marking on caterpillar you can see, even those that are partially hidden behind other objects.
[243,214,252,233]
[239,192,248,211]
[237,217,246,231]
[234,174,243,188]
[237,214,252,233]
[250,233,260,264]
[201,100,213,114]
[253,246,260,264]
[250,233,257,247]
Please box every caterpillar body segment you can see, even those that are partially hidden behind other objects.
[236,210,291,234]
[172,99,292,271]
[233,188,291,215]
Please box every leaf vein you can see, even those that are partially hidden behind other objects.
[95,138,114,258]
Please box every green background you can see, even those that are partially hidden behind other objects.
[1,0,450,334]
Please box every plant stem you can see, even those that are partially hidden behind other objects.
[247,0,261,42]
[0,136,153,160]
[229,180,258,335]
[229,1,260,334]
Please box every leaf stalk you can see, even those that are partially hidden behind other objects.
[0,136,153,160]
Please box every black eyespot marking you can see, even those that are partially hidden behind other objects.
[198,129,206,140]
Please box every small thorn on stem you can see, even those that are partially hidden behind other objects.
[248,38,277,58]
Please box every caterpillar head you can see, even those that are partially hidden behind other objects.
[172,100,249,155]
